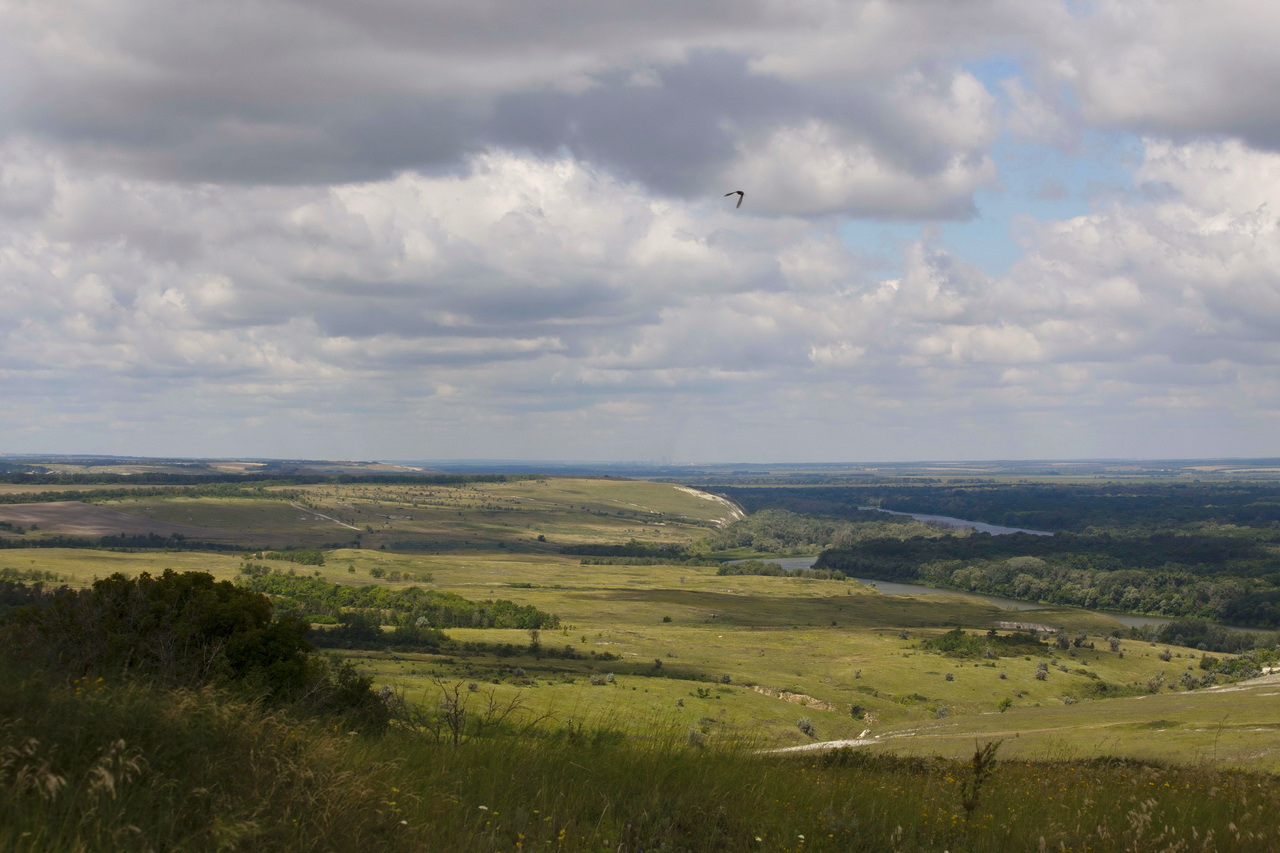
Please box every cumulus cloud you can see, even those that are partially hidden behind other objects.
[723,67,999,217]
[978,139,1280,428]
[0,0,1029,217]
[5,1,1280,460]
[1047,0,1280,148]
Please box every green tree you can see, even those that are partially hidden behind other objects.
[5,570,315,695]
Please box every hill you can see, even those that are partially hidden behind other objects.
[4,469,1280,849]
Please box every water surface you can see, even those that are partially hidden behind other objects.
[858,506,1053,536]
[758,557,1173,628]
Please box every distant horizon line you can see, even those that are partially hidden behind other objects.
[4,452,1280,468]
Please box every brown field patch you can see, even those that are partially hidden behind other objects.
[0,501,246,542]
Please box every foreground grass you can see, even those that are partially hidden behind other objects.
[862,674,1280,771]
[0,669,402,851]
[4,662,1278,852]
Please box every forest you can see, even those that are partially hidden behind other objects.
[711,481,1280,531]
[812,529,1280,627]
[704,481,1280,630]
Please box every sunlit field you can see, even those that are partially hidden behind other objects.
[12,538,1274,763]
[4,666,1277,851]
[5,474,1280,850]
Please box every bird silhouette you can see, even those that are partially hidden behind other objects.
[724,190,744,208]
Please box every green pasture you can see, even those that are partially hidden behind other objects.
[8,476,1280,770]
[13,542,1252,760]
[344,611,1234,752]
[0,548,246,584]
[261,548,1235,755]
[85,478,739,551]
[94,495,340,546]
[285,478,738,549]
[864,675,1280,771]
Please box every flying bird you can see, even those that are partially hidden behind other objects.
[724,190,744,208]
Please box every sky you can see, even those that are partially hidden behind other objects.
[3,0,1280,464]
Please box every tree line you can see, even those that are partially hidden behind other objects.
[710,482,1280,532]
[0,532,244,551]
[240,571,561,631]
[715,560,845,580]
[815,532,1280,628]
[0,570,390,732]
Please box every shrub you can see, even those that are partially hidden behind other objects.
[1,571,388,732]
[923,628,1046,658]
[263,549,326,566]
[3,570,315,694]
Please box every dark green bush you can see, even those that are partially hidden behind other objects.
[1,571,388,733]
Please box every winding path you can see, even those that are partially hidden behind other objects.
[289,502,362,531]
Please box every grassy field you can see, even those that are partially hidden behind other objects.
[860,675,1280,770]
[67,478,740,550]
[5,661,1279,852]
[14,540,1268,764]
[5,478,1279,771]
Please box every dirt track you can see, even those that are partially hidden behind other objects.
[0,501,243,541]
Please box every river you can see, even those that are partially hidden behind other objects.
[760,556,1172,628]
[739,504,1171,627]
[858,506,1053,536]
[852,507,1168,625]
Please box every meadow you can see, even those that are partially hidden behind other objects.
[4,662,1277,852]
[4,473,1280,849]
[4,476,1276,766]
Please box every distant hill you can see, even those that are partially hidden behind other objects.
[0,454,444,478]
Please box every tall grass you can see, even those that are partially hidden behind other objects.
[0,660,405,852]
[377,735,1278,852]
[3,660,1277,851]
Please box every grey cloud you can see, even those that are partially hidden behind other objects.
[1045,2,1280,149]
[487,53,762,196]
[301,278,631,342]
[490,53,995,210]
[2,0,1017,216]
[11,2,1280,461]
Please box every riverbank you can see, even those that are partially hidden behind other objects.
[858,505,1053,536]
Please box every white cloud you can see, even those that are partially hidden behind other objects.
[726,117,997,218]
[1049,1,1280,148]
[6,129,1280,459]
[7,2,1280,461]
[0,0,1032,218]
